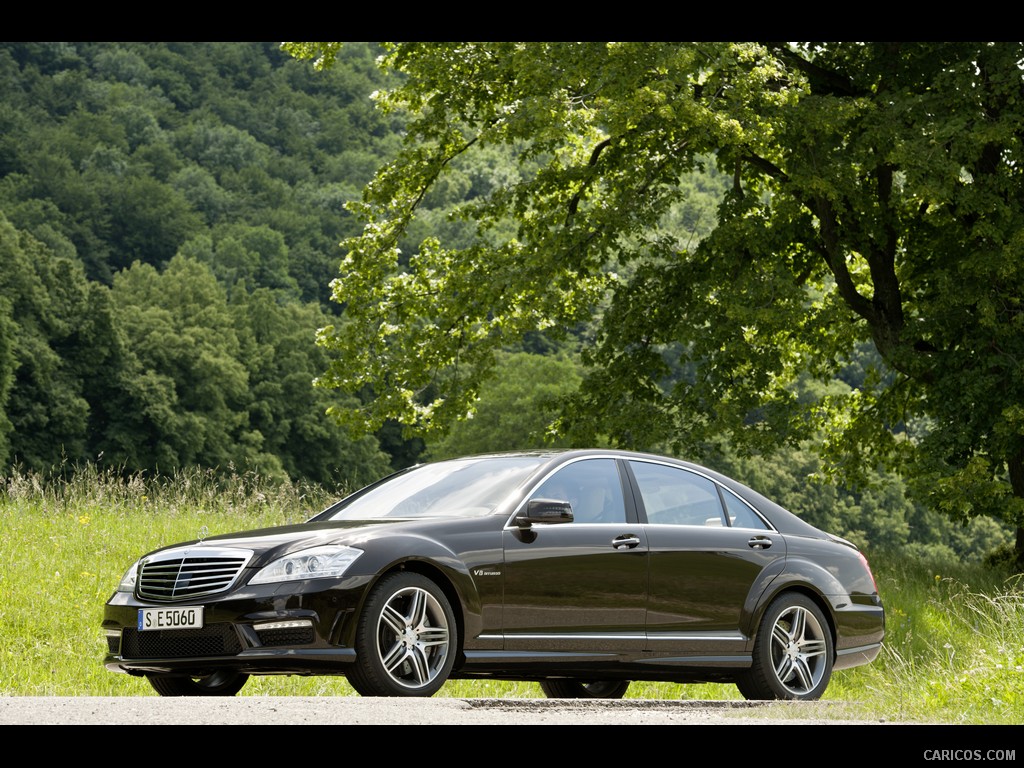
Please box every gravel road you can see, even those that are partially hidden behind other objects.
[0,696,897,726]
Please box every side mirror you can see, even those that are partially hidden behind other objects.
[515,498,574,528]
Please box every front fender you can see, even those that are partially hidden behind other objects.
[339,531,500,648]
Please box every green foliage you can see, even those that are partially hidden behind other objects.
[713,442,1013,561]
[426,351,586,460]
[0,42,399,484]
[180,223,300,297]
[2,41,1021,566]
[111,255,251,470]
[280,43,346,72]
[0,297,14,460]
[295,42,1024,566]
[0,42,394,299]
[0,213,98,467]
[230,288,392,487]
[103,175,204,271]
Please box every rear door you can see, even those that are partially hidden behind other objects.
[624,459,786,656]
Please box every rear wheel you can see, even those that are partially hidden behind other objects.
[146,670,249,697]
[539,680,630,699]
[737,593,833,701]
[347,571,457,697]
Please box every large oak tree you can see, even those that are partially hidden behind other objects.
[286,42,1024,568]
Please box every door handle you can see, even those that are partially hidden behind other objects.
[612,534,641,550]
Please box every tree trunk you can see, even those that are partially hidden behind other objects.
[1009,452,1024,573]
[1016,526,1024,574]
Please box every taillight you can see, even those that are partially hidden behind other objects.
[857,551,879,594]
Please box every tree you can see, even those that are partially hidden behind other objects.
[111,255,253,471]
[0,212,98,469]
[230,287,392,487]
[0,42,412,479]
[287,42,1024,569]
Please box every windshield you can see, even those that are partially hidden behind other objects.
[324,456,547,520]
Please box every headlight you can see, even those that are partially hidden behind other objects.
[249,545,363,585]
[117,561,140,592]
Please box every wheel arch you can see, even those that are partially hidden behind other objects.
[737,586,838,701]
[343,558,469,664]
[750,580,839,661]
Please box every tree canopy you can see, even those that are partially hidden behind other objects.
[0,43,396,488]
[286,42,1024,567]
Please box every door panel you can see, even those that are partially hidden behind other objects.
[501,458,648,651]
[502,525,649,650]
[626,459,786,652]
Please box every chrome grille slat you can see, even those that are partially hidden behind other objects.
[136,546,254,602]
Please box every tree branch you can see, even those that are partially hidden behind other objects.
[760,42,868,98]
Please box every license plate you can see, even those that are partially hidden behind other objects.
[138,606,204,631]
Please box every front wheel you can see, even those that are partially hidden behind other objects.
[539,680,630,699]
[347,571,457,697]
[737,593,834,701]
[146,670,249,697]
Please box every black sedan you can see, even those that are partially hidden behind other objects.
[102,449,884,700]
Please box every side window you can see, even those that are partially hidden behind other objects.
[530,459,626,524]
[629,461,726,526]
[722,489,769,530]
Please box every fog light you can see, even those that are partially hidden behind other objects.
[254,619,313,632]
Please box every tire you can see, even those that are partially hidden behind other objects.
[737,592,834,701]
[539,680,631,699]
[146,670,249,697]
[347,571,457,697]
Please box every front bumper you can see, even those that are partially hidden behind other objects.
[102,577,369,677]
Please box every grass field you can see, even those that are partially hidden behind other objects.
[1,466,1021,724]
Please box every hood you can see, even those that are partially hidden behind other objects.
[145,518,411,568]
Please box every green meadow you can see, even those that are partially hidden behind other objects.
[2,467,1020,724]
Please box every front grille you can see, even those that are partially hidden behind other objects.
[120,624,244,659]
[137,546,253,601]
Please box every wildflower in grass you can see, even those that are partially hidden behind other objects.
[78,514,90,525]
